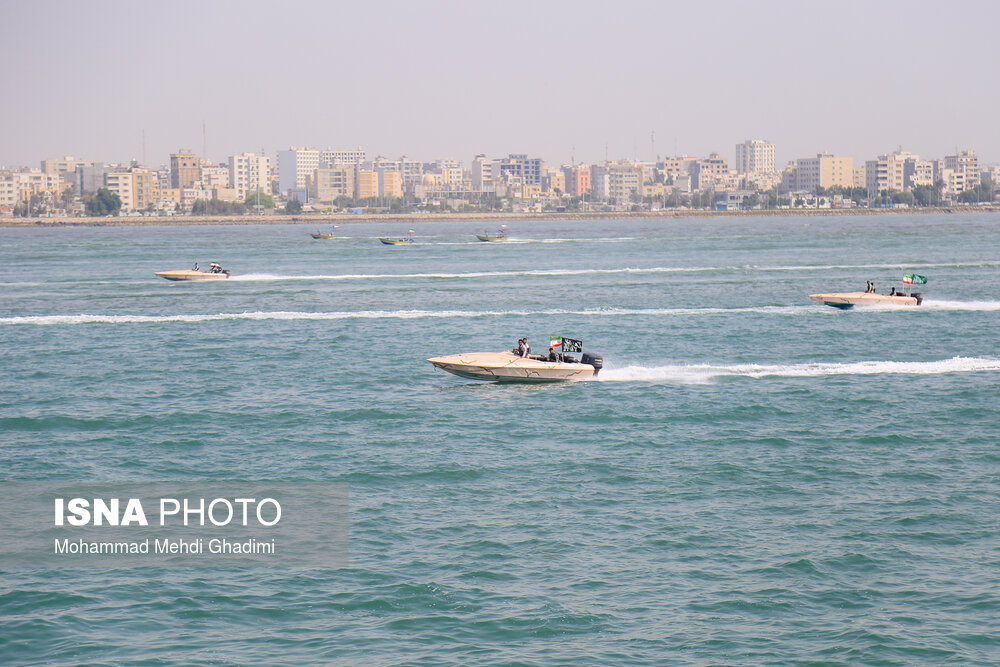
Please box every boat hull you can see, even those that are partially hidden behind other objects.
[809,292,921,308]
[155,270,229,281]
[379,238,413,245]
[310,234,336,239]
[476,235,506,242]
[428,351,596,382]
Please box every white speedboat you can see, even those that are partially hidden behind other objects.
[808,291,921,309]
[155,264,230,281]
[429,338,603,382]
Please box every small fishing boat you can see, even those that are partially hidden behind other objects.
[311,225,340,239]
[155,263,230,281]
[476,225,508,242]
[810,274,926,309]
[380,230,416,245]
[429,337,602,382]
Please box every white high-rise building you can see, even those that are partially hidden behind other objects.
[278,148,320,193]
[229,152,272,200]
[320,148,366,167]
[735,139,776,175]
[472,154,500,190]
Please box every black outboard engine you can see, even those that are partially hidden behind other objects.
[912,292,922,305]
[581,353,603,376]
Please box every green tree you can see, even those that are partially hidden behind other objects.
[891,190,914,206]
[244,191,274,209]
[192,198,248,215]
[285,198,303,214]
[912,184,941,207]
[85,187,122,216]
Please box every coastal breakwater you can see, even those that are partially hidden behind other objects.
[2,206,997,227]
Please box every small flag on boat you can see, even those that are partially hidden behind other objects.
[501,225,508,229]
[550,336,562,349]
[562,337,583,353]
[408,230,415,235]
[903,274,927,285]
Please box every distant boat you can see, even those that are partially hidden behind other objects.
[380,230,415,245]
[476,225,508,242]
[311,225,340,239]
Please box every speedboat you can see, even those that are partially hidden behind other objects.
[155,264,230,281]
[476,226,508,242]
[810,274,926,309]
[809,291,921,309]
[429,337,603,382]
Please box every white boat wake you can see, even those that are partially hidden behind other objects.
[0,306,816,326]
[6,300,1000,326]
[596,357,1000,383]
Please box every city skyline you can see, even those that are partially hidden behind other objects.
[3,0,999,168]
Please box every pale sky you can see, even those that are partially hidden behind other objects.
[2,0,998,169]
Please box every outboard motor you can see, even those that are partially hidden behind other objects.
[912,292,922,305]
[581,353,603,376]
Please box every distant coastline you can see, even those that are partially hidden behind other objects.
[2,206,998,227]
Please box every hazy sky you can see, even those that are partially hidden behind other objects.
[3,0,998,169]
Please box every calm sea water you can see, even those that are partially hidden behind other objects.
[2,214,1000,665]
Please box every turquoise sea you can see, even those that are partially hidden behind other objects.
[2,213,1000,665]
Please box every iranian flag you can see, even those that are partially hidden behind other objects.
[550,336,562,350]
[903,274,927,285]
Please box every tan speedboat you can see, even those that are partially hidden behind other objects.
[155,268,230,281]
[428,350,603,382]
[809,291,921,309]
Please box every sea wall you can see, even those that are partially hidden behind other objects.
[2,206,998,227]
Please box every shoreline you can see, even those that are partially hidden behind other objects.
[2,206,998,227]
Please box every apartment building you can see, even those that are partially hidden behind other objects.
[104,171,135,211]
[691,153,729,191]
[229,152,272,200]
[76,163,110,195]
[314,166,355,202]
[320,148,367,167]
[562,165,591,197]
[278,148,320,193]
[498,154,545,186]
[943,150,980,191]
[379,170,404,198]
[591,161,643,204]
[794,154,855,192]
[865,151,930,195]
[41,156,97,177]
[735,139,776,175]
[200,165,230,189]
[131,169,158,211]
[472,155,500,190]
[356,170,379,199]
[542,169,565,195]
